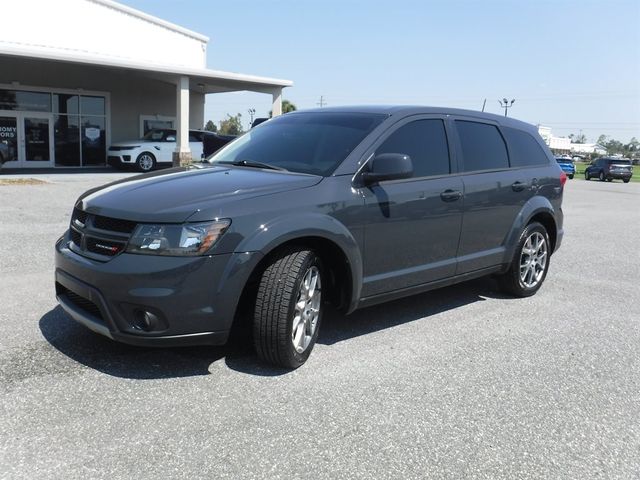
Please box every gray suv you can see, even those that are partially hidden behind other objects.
[55,107,565,368]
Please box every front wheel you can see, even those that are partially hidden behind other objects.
[568,174,574,179]
[585,171,590,180]
[136,152,156,172]
[498,222,551,297]
[253,248,323,369]
[599,171,605,181]
[623,178,630,183]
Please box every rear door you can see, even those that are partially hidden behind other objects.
[451,118,537,273]
[360,116,464,297]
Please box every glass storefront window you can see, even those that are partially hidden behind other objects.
[53,94,79,115]
[81,96,105,116]
[54,115,81,166]
[0,90,51,112]
[81,116,105,165]
[0,116,19,163]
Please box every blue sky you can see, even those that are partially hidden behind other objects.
[124,0,639,142]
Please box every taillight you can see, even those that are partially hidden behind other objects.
[560,171,567,186]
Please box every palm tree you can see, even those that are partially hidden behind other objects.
[269,99,297,117]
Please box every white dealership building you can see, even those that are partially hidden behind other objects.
[0,0,291,169]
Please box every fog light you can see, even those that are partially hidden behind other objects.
[133,310,160,332]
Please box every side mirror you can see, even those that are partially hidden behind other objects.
[361,153,413,185]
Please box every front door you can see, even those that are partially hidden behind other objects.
[0,114,19,166]
[21,114,53,167]
[360,117,463,298]
[0,112,53,168]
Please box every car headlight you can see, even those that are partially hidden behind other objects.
[126,219,231,256]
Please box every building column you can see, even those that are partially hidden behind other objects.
[173,76,191,167]
[271,88,283,117]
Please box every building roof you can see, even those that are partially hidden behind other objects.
[0,44,293,92]
[95,0,209,42]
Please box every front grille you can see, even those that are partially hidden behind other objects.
[93,215,137,234]
[86,237,126,256]
[57,283,103,321]
[68,208,137,260]
[70,228,82,247]
[72,208,88,225]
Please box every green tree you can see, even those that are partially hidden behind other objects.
[204,120,217,132]
[218,114,244,135]
[596,135,608,148]
[569,133,586,144]
[269,99,297,117]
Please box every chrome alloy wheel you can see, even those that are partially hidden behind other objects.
[292,266,321,354]
[519,231,548,289]
[138,153,154,171]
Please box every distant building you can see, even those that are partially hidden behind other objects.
[537,125,606,156]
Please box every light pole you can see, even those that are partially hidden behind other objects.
[498,98,515,117]
[248,108,256,127]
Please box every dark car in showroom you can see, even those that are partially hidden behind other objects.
[55,106,564,368]
[585,157,633,182]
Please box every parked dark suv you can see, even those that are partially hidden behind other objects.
[585,157,632,183]
[55,107,565,368]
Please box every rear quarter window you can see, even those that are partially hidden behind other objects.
[455,120,509,172]
[503,127,550,167]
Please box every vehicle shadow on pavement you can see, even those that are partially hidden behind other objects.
[38,306,242,380]
[39,277,510,379]
[318,277,509,345]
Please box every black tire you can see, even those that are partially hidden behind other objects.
[253,248,324,369]
[568,174,574,179]
[584,171,590,180]
[606,178,612,182]
[623,178,630,183]
[136,152,156,172]
[599,171,605,182]
[498,222,551,298]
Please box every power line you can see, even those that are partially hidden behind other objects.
[317,95,327,108]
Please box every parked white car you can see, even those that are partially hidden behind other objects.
[107,129,206,172]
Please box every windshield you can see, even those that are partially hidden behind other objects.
[206,112,386,176]
[143,129,175,141]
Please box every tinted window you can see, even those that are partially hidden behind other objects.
[502,127,549,167]
[189,133,201,142]
[209,113,385,176]
[376,119,450,178]
[608,159,630,165]
[456,121,509,172]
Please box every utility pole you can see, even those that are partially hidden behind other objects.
[498,98,515,117]
[481,99,487,112]
[317,95,326,108]
[247,108,256,127]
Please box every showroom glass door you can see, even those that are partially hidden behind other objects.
[21,113,54,167]
[0,113,19,166]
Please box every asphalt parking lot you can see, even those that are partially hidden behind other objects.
[1,173,638,479]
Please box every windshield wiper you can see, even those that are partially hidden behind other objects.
[219,159,288,172]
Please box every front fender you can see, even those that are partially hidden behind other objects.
[235,213,363,313]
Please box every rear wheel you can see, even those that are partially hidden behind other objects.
[624,178,630,183]
[606,178,612,182]
[136,152,156,172]
[498,222,551,297]
[599,171,605,181]
[568,174,574,179]
[253,248,323,369]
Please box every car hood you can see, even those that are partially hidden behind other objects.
[109,140,159,148]
[76,165,323,223]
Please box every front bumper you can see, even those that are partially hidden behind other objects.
[55,233,263,347]
[107,154,133,168]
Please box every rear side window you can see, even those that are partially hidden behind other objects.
[376,119,450,178]
[503,127,549,167]
[455,120,509,172]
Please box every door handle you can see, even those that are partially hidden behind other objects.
[511,181,526,192]
[440,189,462,202]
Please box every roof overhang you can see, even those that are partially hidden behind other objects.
[0,43,292,94]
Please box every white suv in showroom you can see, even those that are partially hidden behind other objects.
[108,129,208,172]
